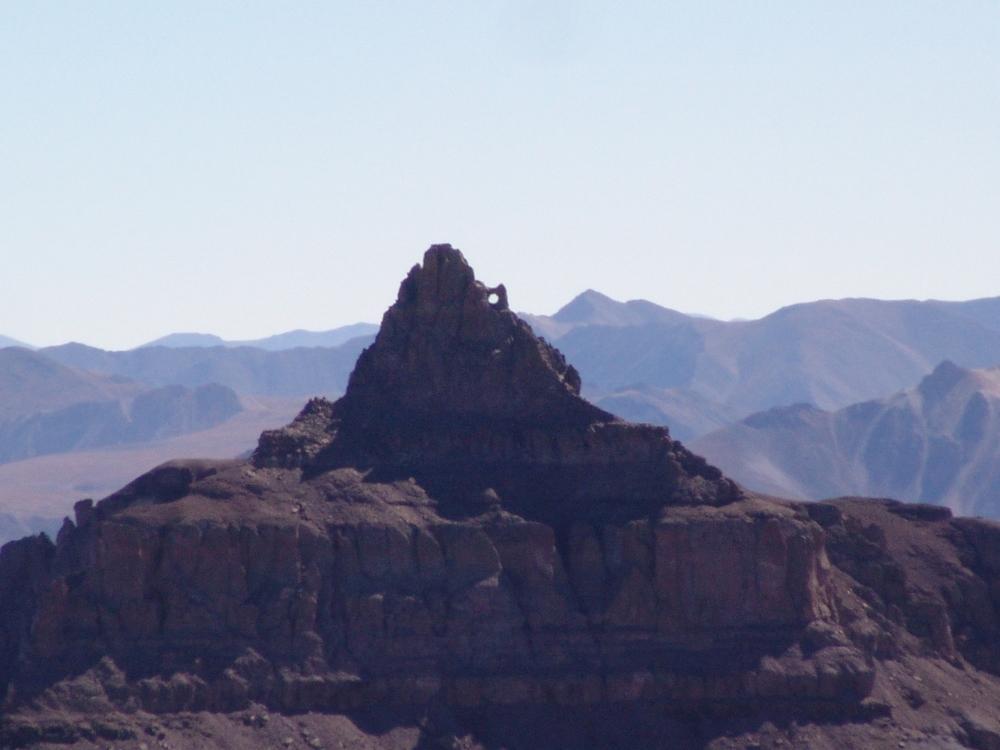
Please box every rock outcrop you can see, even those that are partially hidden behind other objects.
[255,245,739,525]
[3,246,1000,749]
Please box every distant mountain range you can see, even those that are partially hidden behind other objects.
[0,382,241,465]
[692,361,1000,519]
[9,292,1000,441]
[0,347,144,424]
[0,348,242,465]
[39,336,373,398]
[0,335,32,350]
[0,333,372,489]
[12,288,1000,434]
[522,290,1000,441]
[0,323,381,354]
[138,322,379,351]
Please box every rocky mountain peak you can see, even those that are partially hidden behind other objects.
[254,245,738,517]
[338,244,603,428]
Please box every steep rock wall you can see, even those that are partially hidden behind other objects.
[0,461,872,717]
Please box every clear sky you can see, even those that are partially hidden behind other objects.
[2,2,998,350]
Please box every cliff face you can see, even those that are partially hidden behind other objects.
[2,462,846,711]
[3,247,1000,749]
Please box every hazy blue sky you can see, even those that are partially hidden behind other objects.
[2,2,998,349]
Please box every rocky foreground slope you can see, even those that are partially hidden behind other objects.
[2,246,1000,749]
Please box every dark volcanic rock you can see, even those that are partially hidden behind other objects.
[3,246,1000,749]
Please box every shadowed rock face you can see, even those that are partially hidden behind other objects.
[255,246,739,525]
[342,245,594,428]
[5,247,1000,749]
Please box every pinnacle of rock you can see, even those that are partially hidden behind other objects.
[338,244,610,430]
[253,245,738,516]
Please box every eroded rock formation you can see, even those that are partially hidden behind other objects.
[254,245,739,524]
[2,246,1000,749]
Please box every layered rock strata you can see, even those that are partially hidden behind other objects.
[2,247,1000,749]
[3,465,862,714]
[254,245,740,524]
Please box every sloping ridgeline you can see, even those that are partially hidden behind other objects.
[693,360,1000,519]
[39,336,373,398]
[0,383,242,464]
[528,291,1000,442]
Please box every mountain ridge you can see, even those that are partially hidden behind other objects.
[0,336,33,350]
[0,382,242,466]
[139,322,379,351]
[692,360,1000,517]
[0,348,146,425]
[529,291,1000,439]
[39,336,372,398]
[16,290,1000,431]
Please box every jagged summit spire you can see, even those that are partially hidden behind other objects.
[338,244,609,429]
